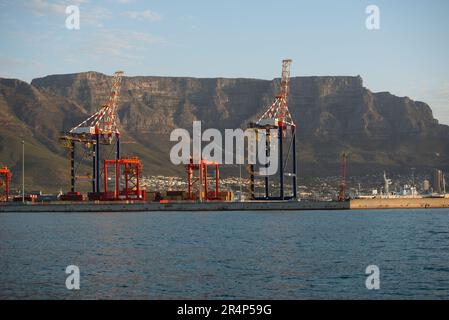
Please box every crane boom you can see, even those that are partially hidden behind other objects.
[257,59,294,126]
[69,71,124,142]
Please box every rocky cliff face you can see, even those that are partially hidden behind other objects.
[0,72,447,191]
[32,73,273,134]
[32,73,442,138]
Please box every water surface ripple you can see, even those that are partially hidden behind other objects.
[1,210,449,299]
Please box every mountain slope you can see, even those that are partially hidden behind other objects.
[0,78,89,191]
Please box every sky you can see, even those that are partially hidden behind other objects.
[1,0,449,123]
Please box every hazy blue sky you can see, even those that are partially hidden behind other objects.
[1,0,448,123]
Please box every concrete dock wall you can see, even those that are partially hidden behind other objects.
[350,198,449,209]
[0,201,348,213]
[3,198,449,213]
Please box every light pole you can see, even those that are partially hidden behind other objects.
[198,163,202,203]
[443,172,446,195]
[22,139,25,203]
[411,167,416,187]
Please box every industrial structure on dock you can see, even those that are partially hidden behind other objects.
[59,70,146,202]
[56,59,300,203]
[248,59,298,201]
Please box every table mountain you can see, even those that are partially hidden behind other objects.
[1,72,448,191]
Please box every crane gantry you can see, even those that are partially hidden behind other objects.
[249,59,297,201]
[60,71,124,194]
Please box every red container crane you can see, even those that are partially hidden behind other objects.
[0,166,12,202]
[186,158,220,201]
[103,157,145,201]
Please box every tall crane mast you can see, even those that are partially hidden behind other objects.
[338,153,348,202]
[383,171,392,198]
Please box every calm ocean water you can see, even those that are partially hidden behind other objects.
[1,209,449,299]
